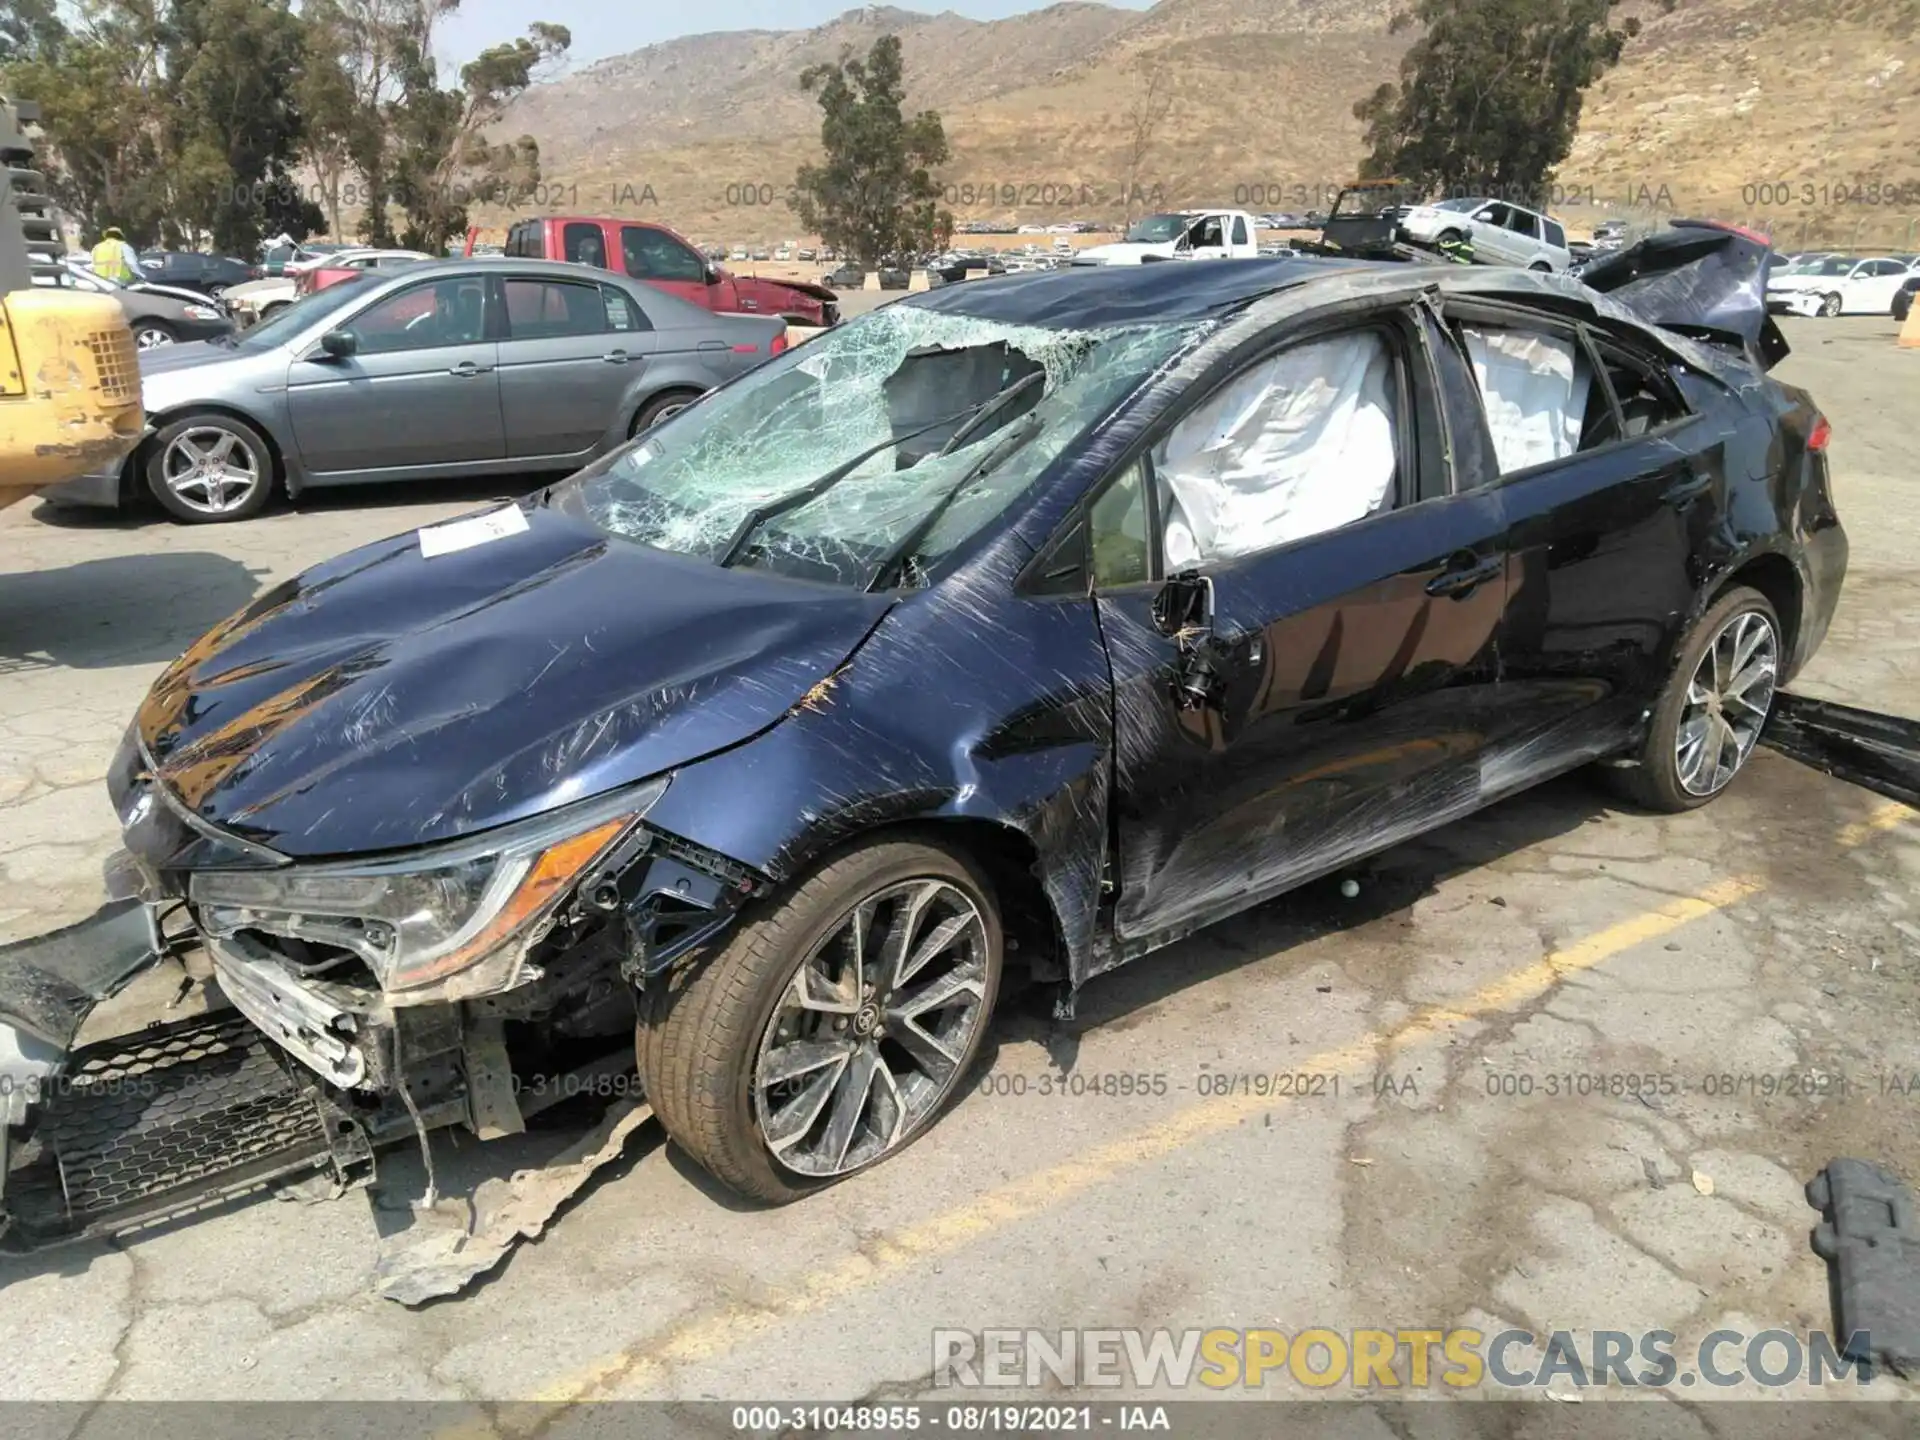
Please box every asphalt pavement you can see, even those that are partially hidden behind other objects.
[0,316,1915,1422]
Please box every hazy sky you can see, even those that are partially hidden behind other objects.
[438,0,1154,69]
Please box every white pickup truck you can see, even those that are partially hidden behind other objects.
[1072,209,1260,266]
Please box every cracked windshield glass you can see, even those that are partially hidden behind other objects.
[553,305,1198,588]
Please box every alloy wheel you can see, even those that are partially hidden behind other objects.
[134,326,175,350]
[1675,609,1778,796]
[1819,293,1842,318]
[752,878,990,1178]
[160,426,261,516]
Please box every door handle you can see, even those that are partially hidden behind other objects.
[1425,553,1503,600]
[697,339,728,351]
[448,360,490,377]
[1663,472,1712,510]
[602,349,629,364]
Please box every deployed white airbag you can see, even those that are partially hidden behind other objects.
[1155,332,1398,567]
[1462,327,1592,474]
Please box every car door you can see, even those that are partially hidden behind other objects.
[1505,206,1547,265]
[1851,259,1903,312]
[1469,204,1520,263]
[496,275,657,459]
[1440,300,1716,763]
[286,274,505,476]
[1185,214,1229,260]
[621,225,713,309]
[1082,308,1512,950]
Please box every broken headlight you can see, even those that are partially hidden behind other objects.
[189,778,667,1003]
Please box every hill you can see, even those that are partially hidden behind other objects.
[487,0,1920,253]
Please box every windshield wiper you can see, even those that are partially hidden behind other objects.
[714,371,1047,570]
[864,411,1044,593]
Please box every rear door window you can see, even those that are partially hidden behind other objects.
[1543,219,1566,249]
[502,278,610,339]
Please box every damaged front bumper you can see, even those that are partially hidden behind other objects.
[2,795,768,1247]
[1766,291,1824,318]
[0,902,376,1247]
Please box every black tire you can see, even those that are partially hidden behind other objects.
[1528,260,1553,272]
[1437,228,1466,247]
[262,301,290,318]
[1819,292,1842,318]
[1605,585,1781,813]
[206,283,226,299]
[629,389,702,438]
[637,835,1003,1204]
[144,413,275,523]
[1893,292,1912,323]
[131,319,178,350]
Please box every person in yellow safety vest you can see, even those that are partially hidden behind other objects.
[89,226,141,283]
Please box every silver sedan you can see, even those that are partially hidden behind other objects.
[46,258,788,523]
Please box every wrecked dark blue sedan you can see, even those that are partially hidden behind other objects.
[2,224,1846,1231]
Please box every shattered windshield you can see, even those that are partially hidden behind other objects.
[554,303,1199,588]
[1125,215,1189,243]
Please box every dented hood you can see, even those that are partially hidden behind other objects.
[1579,219,1788,368]
[132,503,891,858]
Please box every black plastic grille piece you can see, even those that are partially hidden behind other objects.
[7,1011,333,1242]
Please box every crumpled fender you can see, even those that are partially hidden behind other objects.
[642,544,1115,987]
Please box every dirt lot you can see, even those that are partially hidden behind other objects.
[0,314,1915,1425]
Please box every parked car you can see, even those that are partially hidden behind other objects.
[221,274,296,326]
[293,247,434,297]
[134,249,255,298]
[1591,219,1631,248]
[495,217,839,327]
[1766,254,1911,316]
[257,240,351,277]
[1894,275,1919,323]
[64,223,1842,1214]
[1394,197,1573,271]
[1072,209,1260,265]
[33,262,233,349]
[60,257,229,313]
[823,262,868,289]
[45,258,786,523]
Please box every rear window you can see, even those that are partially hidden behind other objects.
[1544,220,1566,249]
[508,223,546,259]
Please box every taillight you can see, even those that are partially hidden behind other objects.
[769,331,788,355]
[1808,415,1831,452]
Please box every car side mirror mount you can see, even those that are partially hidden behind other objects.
[319,328,357,358]
[704,263,723,284]
[1152,571,1212,637]
[1153,572,1231,712]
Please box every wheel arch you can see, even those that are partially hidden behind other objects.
[631,382,706,431]
[142,402,290,496]
[1709,550,1803,666]
[777,815,1071,990]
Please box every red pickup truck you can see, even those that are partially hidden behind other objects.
[484,217,840,328]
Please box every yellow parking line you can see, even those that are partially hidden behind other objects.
[505,800,1911,1414]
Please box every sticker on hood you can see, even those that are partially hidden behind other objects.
[418,504,529,558]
